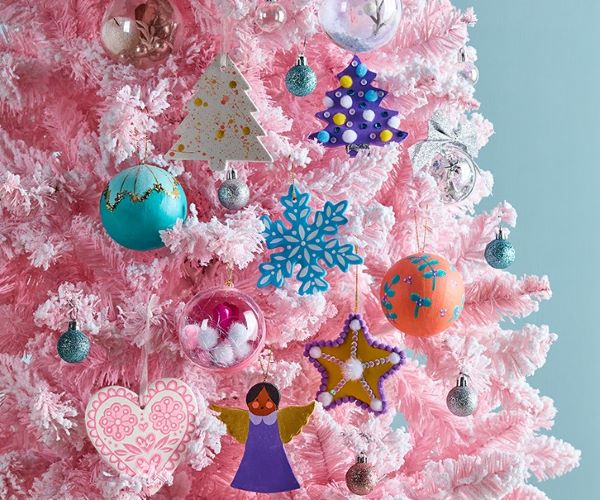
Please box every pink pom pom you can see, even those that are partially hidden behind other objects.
[181,324,200,349]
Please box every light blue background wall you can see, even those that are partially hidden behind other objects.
[452,1,598,498]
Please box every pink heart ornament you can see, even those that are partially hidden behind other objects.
[85,378,197,491]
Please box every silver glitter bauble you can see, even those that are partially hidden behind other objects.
[57,320,90,364]
[218,170,250,210]
[429,143,478,203]
[285,54,317,97]
[446,373,477,417]
[485,227,515,269]
[345,453,377,496]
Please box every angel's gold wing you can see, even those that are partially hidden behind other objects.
[277,401,316,444]
[210,404,250,444]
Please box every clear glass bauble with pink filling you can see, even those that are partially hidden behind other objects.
[178,287,266,373]
[100,0,183,68]
[318,0,402,53]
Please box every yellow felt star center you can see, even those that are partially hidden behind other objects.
[307,315,402,413]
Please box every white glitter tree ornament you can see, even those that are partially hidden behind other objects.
[168,53,273,171]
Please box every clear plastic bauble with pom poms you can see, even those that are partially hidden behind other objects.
[318,0,402,53]
[100,0,183,68]
[178,286,266,373]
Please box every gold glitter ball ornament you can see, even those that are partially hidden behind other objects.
[345,453,377,496]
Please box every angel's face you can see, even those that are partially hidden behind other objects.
[248,387,277,416]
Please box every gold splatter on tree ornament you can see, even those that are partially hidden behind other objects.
[168,54,272,171]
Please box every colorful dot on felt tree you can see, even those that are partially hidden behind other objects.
[340,75,353,88]
[229,80,237,88]
[242,126,250,135]
[380,130,393,142]
[177,144,185,152]
[333,113,347,125]
[356,63,368,77]
[216,129,225,139]
[365,90,378,102]
[363,110,375,121]
[388,116,401,128]
[342,129,358,143]
[317,130,330,143]
[194,97,203,106]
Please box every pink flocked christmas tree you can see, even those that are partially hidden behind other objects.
[0,0,580,498]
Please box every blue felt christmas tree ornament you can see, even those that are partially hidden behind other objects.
[99,163,187,251]
[309,55,408,157]
[257,184,363,295]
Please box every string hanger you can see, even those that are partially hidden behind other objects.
[225,265,235,288]
[353,245,360,313]
[258,348,274,382]
[414,207,431,253]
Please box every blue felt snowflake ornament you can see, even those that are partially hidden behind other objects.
[257,184,363,296]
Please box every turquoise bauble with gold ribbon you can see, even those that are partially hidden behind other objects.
[99,164,187,251]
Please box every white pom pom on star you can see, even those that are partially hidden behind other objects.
[318,392,333,407]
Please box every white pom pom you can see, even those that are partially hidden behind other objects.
[228,322,250,345]
[323,96,334,108]
[197,326,219,350]
[211,342,235,366]
[388,352,401,365]
[309,346,322,359]
[363,110,375,121]
[343,358,364,380]
[370,399,383,412]
[349,319,361,331]
[340,95,353,109]
[317,392,333,407]
[232,340,252,360]
[342,129,358,144]
[387,115,401,128]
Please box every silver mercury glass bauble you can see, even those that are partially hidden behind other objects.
[446,372,477,417]
[429,143,478,203]
[345,453,377,496]
[218,169,250,210]
[458,47,479,84]
[484,227,516,269]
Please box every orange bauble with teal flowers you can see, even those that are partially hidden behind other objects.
[380,253,465,337]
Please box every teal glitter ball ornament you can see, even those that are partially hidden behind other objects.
[484,227,515,269]
[99,163,187,251]
[57,320,90,363]
[285,54,317,97]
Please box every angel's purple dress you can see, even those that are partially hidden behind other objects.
[231,411,300,493]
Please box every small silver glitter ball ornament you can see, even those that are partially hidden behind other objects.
[285,54,317,97]
[446,373,477,417]
[345,453,377,496]
[57,320,90,363]
[485,227,516,269]
[428,143,478,203]
[218,169,250,211]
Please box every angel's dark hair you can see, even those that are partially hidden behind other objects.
[245,382,280,406]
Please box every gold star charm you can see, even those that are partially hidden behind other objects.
[304,313,404,414]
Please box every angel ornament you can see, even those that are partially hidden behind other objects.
[211,382,315,493]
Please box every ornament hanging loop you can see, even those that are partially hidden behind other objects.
[225,265,235,288]
[414,208,431,253]
[354,245,360,313]
[258,348,274,381]
[67,299,77,322]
